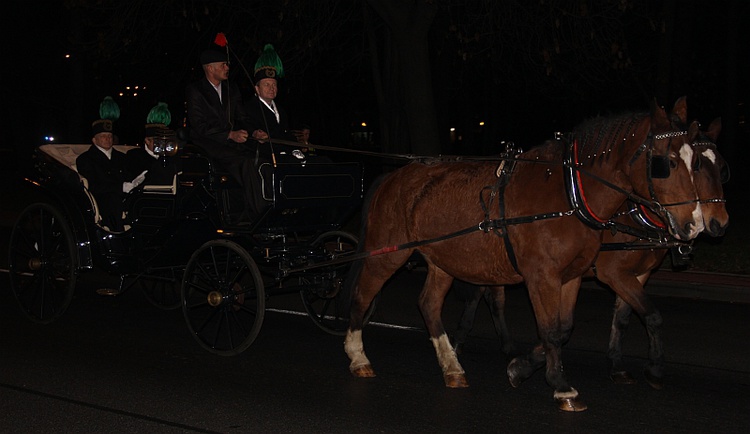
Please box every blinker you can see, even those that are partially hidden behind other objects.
[650,155,671,178]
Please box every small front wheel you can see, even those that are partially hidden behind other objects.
[300,231,377,335]
[182,240,265,355]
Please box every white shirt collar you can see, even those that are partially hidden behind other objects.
[260,98,279,122]
[208,78,222,103]
[145,146,158,159]
[94,145,113,160]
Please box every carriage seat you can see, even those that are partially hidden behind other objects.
[39,144,137,173]
[38,144,140,232]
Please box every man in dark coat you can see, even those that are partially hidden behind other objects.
[76,118,129,232]
[125,102,179,186]
[186,48,266,222]
[246,44,297,144]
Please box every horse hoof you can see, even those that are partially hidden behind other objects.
[644,370,664,390]
[610,370,637,385]
[350,364,376,378]
[557,397,588,412]
[506,359,527,388]
[444,373,469,388]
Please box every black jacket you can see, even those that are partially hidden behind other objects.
[185,77,249,160]
[76,145,127,231]
[245,95,297,142]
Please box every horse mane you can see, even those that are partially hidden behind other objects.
[571,110,649,164]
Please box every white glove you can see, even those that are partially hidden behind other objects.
[122,170,148,193]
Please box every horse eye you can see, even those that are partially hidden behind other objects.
[693,159,701,171]
[669,158,678,169]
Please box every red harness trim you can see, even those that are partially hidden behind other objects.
[637,203,667,229]
[573,139,608,224]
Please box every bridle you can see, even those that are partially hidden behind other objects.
[564,124,697,233]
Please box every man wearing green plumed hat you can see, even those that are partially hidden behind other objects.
[246,44,297,144]
[76,96,131,232]
[125,102,178,186]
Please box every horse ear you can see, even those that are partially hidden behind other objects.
[650,98,669,129]
[705,117,722,141]
[688,120,701,143]
[670,96,688,125]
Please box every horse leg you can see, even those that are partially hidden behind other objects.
[450,283,484,354]
[510,276,587,412]
[485,285,517,355]
[419,266,468,388]
[606,272,664,389]
[607,296,636,384]
[345,253,410,379]
[506,343,546,387]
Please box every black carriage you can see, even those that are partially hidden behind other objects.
[8,138,367,355]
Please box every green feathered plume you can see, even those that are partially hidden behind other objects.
[146,102,171,126]
[99,96,120,121]
[254,44,284,78]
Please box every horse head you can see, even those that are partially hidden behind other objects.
[628,97,703,241]
[692,117,729,236]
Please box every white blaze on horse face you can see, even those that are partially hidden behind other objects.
[702,148,717,164]
[678,143,704,239]
[679,143,695,182]
[690,203,705,238]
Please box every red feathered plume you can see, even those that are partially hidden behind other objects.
[214,33,227,47]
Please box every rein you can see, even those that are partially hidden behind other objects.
[279,123,725,276]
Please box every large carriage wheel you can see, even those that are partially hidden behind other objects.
[8,203,77,324]
[140,268,183,310]
[300,231,377,336]
[181,240,265,355]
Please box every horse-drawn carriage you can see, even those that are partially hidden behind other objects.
[8,137,365,355]
[8,96,731,411]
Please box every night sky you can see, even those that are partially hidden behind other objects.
[2,1,749,175]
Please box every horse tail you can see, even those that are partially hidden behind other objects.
[338,172,391,320]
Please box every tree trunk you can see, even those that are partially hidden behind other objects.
[366,0,440,155]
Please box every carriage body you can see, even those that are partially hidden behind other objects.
[9,140,365,352]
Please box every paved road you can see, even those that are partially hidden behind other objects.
[2,168,749,432]
[0,266,748,433]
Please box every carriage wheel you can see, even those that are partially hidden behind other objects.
[181,240,265,356]
[140,268,183,310]
[8,203,77,324]
[300,231,378,336]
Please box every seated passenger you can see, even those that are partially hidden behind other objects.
[246,44,310,164]
[125,102,179,186]
[185,45,266,223]
[76,97,145,232]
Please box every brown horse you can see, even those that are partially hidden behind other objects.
[344,97,703,411]
[450,117,729,391]
[602,117,729,387]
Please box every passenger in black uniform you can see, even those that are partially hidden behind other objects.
[76,96,144,232]
[125,102,179,186]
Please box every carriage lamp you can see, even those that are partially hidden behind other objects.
[153,138,178,156]
[153,130,179,156]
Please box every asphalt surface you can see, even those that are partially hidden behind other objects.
[0,265,749,433]
[1,166,749,432]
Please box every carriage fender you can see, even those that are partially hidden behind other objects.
[14,176,95,270]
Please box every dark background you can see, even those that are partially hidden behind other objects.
[2,0,748,177]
